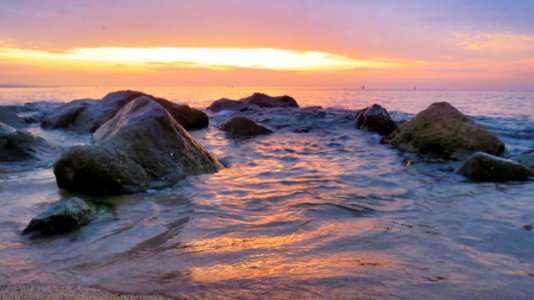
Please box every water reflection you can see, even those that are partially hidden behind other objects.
[0,89,533,298]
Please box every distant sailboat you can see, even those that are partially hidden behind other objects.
[362,85,365,90]
[414,86,417,90]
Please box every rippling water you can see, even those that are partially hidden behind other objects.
[1,87,533,299]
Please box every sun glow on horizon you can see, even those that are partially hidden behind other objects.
[0,46,395,72]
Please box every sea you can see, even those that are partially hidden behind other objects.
[0,87,533,299]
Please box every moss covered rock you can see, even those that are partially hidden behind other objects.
[23,197,93,236]
[383,102,505,159]
[0,122,56,162]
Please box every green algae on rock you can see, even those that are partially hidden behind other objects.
[383,102,505,159]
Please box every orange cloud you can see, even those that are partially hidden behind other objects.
[0,46,397,72]
[452,32,534,54]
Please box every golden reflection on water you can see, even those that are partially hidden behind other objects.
[190,252,397,282]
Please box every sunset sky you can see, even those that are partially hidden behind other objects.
[1,0,534,90]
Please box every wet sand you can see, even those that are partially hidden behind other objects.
[0,285,170,300]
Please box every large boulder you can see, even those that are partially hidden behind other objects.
[54,97,222,195]
[0,122,56,162]
[23,197,93,236]
[221,117,273,137]
[458,152,534,181]
[0,106,27,129]
[355,104,397,135]
[239,93,299,108]
[207,98,259,113]
[54,146,150,195]
[41,90,209,132]
[382,102,505,159]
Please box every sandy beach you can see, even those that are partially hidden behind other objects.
[0,285,170,300]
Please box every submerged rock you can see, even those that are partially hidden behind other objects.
[207,93,299,112]
[41,90,208,132]
[383,102,505,159]
[23,197,93,236]
[458,152,534,181]
[355,104,397,135]
[221,117,273,137]
[0,106,27,129]
[207,98,260,113]
[54,97,222,195]
[0,122,56,162]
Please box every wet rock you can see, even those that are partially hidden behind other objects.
[239,92,299,108]
[0,123,56,162]
[41,99,95,130]
[221,117,273,137]
[0,106,27,129]
[159,102,209,130]
[93,96,222,177]
[457,152,534,181]
[19,111,44,124]
[355,104,397,135]
[41,90,208,132]
[207,93,299,112]
[383,102,505,159]
[54,97,222,195]
[54,146,150,195]
[23,197,93,236]
[207,98,260,113]
[511,151,534,169]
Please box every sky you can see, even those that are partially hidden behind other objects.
[1,0,534,90]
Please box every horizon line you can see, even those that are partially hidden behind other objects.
[1,84,533,93]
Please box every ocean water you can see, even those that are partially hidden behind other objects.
[0,87,533,299]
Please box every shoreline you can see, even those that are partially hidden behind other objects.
[0,284,170,300]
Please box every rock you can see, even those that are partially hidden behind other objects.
[239,93,299,108]
[156,102,209,131]
[54,146,150,195]
[54,97,222,195]
[221,117,273,137]
[41,90,209,132]
[0,122,56,162]
[0,106,27,129]
[355,104,397,135]
[457,152,534,181]
[383,102,505,159]
[206,93,299,112]
[99,91,209,131]
[93,96,222,177]
[207,98,260,113]
[41,99,95,130]
[19,111,44,124]
[22,197,93,236]
[511,151,534,169]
